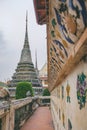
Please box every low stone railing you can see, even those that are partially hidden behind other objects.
[0,96,50,130]
[10,98,33,130]
[0,100,10,130]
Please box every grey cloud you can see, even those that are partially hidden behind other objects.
[0,31,6,49]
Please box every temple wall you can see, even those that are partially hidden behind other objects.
[47,1,87,129]
[47,0,87,91]
[51,60,87,130]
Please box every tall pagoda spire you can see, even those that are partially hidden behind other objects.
[35,50,39,76]
[35,49,38,70]
[20,11,32,63]
[8,12,42,95]
[24,11,29,48]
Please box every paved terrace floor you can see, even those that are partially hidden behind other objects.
[21,107,54,130]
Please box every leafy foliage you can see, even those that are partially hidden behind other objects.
[43,88,50,96]
[42,88,50,103]
[16,82,34,99]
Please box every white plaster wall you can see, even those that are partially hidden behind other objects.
[51,61,87,130]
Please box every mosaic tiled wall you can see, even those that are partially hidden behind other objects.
[48,0,87,89]
[77,72,87,109]
[51,62,87,130]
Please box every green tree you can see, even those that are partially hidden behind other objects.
[42,88,50,103]
[16,82,34,99]
[43,88,50,96]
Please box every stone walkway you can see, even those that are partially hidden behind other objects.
[20,107,54,130]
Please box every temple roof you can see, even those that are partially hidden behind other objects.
[33,0,49,25]
[39,63,47,77]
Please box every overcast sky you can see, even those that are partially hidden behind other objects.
[0,0,47,82]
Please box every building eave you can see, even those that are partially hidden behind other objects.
[33,0,49,25]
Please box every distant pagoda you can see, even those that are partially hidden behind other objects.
[9,12,41,90]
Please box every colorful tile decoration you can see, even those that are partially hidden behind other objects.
[77,72,87,109]
[57,87,60,98]
[62,86,64,99]
[59,109,61,120]
[66,83,71,103]
[68,119,72,130]
[48,0,87,88]
[62,113,65,128]
[53,0,86,43]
